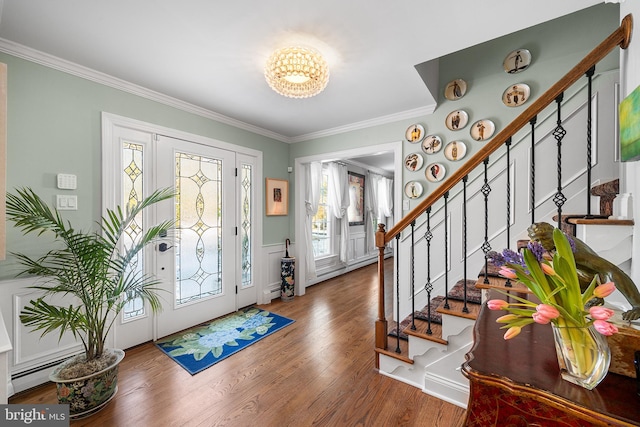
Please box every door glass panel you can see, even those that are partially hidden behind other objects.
[240,163,252,287]
[122,142,145,320]
[175,152,223,305]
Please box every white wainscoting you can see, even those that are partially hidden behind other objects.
[262,237,391,303]
[0,277,84,395]
[262,242,292,302]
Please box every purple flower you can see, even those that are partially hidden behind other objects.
[502,249,524,268]
[487,251,505,267]
[564,233,576,253]
[527,241,545,262]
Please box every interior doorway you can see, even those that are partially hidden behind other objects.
[293,141,402,296]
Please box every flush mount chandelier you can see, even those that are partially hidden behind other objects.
[264,46,330,98]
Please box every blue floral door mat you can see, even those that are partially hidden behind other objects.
[155,307,295,375]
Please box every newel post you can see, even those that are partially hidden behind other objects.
[375,223,388,356]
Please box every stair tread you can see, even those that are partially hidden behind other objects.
[415,295,444,324]
[404,318,448,345]
[388,317,411,340]
[377,336,412,364]
[437,299,481,320]
[475,275,532,294]
[388,312,447,344]
[448,279,482,304]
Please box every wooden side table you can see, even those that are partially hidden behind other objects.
[462,295,640,426]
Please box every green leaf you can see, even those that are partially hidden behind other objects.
[520,250,552,300]
[7,186,175,362]
[553,228,576,269]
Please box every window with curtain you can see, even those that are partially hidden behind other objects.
[311,168,332,257]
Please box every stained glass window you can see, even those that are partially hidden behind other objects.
[175,152,223,305]
[240,164,252,287]
[122,142,145,320]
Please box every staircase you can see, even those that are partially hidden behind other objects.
[377,280,481,407]
[374,15,635,409]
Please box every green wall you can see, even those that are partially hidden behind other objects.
[0,3,620,279]
[291,3,620,219]
[0,53,289,279]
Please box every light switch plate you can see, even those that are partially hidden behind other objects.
[57,195,78,210]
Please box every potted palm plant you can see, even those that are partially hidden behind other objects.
[6,187,174,418]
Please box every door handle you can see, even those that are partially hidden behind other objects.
[158,243,173,252]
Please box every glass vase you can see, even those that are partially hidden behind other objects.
[551,323,611,390]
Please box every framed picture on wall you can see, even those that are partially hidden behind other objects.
[347,172,365,225]
[619,83,640,162]
[265,178,289,216]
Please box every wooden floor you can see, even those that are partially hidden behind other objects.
[10,259,466,426]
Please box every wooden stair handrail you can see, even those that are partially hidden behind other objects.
[382,14,633,245]
[374,14,633,362]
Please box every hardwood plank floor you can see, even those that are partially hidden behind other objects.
[10,258,466,426]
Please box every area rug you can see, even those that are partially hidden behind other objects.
[156,307,294,375]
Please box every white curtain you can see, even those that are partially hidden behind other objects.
[378,177,394,220]
[304,162,323,279]
[365,172,381,253]
[328,162,350,263]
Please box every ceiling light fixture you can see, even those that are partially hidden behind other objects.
[265,46,329,98]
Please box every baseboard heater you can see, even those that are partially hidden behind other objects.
[12,355,75,380]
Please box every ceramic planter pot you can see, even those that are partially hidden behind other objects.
[50,348,125,419]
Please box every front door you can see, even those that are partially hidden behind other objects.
[155,135,237,338]
[103,117,259,349]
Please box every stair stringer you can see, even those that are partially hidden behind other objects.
[378,355,423,389]
[423,324,475,409]
[379,318,475,406]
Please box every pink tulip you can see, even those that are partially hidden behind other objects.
[536,304,559,319]
[540,263,556,276]
[496,314,518,323]
[499,268,517,280]
[593,282,616,299]
[588,306,614,320]
[593,319,618,336]
[532,312,551,324]
[487,299,509,310]
[503,326,522,340]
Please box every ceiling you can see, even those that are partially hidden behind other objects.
[0,1,604,143]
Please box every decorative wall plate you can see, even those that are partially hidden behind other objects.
[422,135,443,154]
[425,162,446,182]
[444,79,467,101]
[444,141,467,161]
[502,83,530,107]
[503,48,531,74]
[445,110,468,131]
[470,119,495,141]
[404,181,424,199]
[404,153,424,171]
[406,124,425,143]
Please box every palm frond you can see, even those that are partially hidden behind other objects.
[8,187,175,361]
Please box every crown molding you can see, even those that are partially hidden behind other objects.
[288,104,436,143]
[0,38,290,142]
[0,38,436,144]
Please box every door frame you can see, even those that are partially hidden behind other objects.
[101,112,264,347]
[155,135,238,338]
[293,142,402,296]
